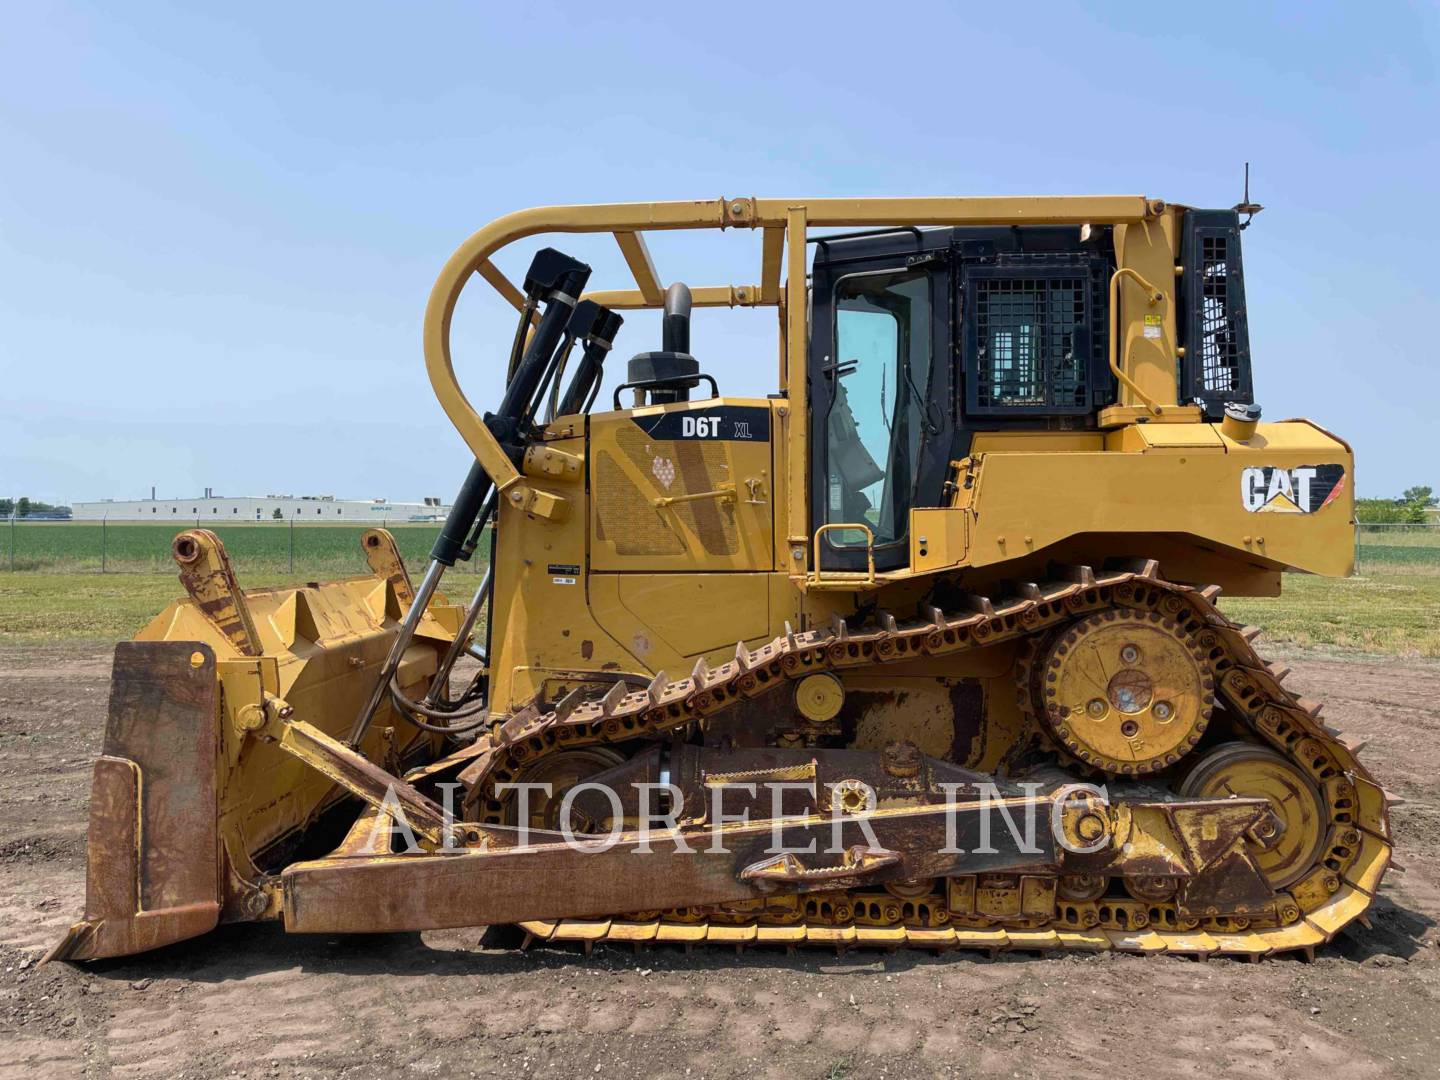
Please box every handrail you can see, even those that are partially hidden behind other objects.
[424,201,728,488]
[810,523,877,586]
[421,196,1158,484]
[1107,267,1165,415]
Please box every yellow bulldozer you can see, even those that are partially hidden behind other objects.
[51,195,1391,962]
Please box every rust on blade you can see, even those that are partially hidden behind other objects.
[361,528,417,609]
[172,529,261,657]
[48,641,221,961]
[274,716,451,845]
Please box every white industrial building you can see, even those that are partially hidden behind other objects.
[71,492,450,523]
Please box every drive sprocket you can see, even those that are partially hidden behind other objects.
[1035,608,1215,775]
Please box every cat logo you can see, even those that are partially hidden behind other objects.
[1240,464,1346,514]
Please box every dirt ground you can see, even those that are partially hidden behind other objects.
[1,644,1438,1080]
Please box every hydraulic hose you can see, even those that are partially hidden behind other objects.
[347,251,592,749]
[388,678,491,737]
[429,261,588,567]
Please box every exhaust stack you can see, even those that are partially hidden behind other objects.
[624,282,702,406]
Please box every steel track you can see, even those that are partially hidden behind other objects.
[457,561,1392,959]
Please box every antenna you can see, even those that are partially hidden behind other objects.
[1233,162,1264,229]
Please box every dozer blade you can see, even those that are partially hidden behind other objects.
[49,527,464,962]
[47,642,222,961]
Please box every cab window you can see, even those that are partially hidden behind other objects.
[824,269,932,548]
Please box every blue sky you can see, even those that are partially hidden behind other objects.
[2,1,1436,504]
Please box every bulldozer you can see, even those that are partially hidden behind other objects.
[51,195,1392,962]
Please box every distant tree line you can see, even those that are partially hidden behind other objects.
[1,498,73,518]
[1356,486,1437,524]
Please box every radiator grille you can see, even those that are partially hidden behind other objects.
[594,450,684,556]
[593,426,739,558]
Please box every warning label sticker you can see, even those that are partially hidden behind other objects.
[1143,314,1163,340]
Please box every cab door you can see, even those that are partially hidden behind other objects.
[809,238,953,573]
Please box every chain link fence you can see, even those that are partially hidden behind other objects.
[0,519,490,577]
[2,519,1432,578]
[1355,522,1440,574]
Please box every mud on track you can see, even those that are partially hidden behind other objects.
[2,645,1438,1080]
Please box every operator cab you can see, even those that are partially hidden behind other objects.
[809,211,1254,573]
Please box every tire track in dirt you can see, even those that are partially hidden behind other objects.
[1051,965,1388,1080]
[0,1035,86,1080]
[0,856,85,955]
[102,965,357,1074]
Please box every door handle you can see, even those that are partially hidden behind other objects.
[653,483,736,510]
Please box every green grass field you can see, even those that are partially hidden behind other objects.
[0,573,263,641]
[0,520,497,576]
[1222,571,1440,658]
[3,562,1438,657]
[2,522,1435,653]
[0,521,490,643]
[0,569,490,643]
